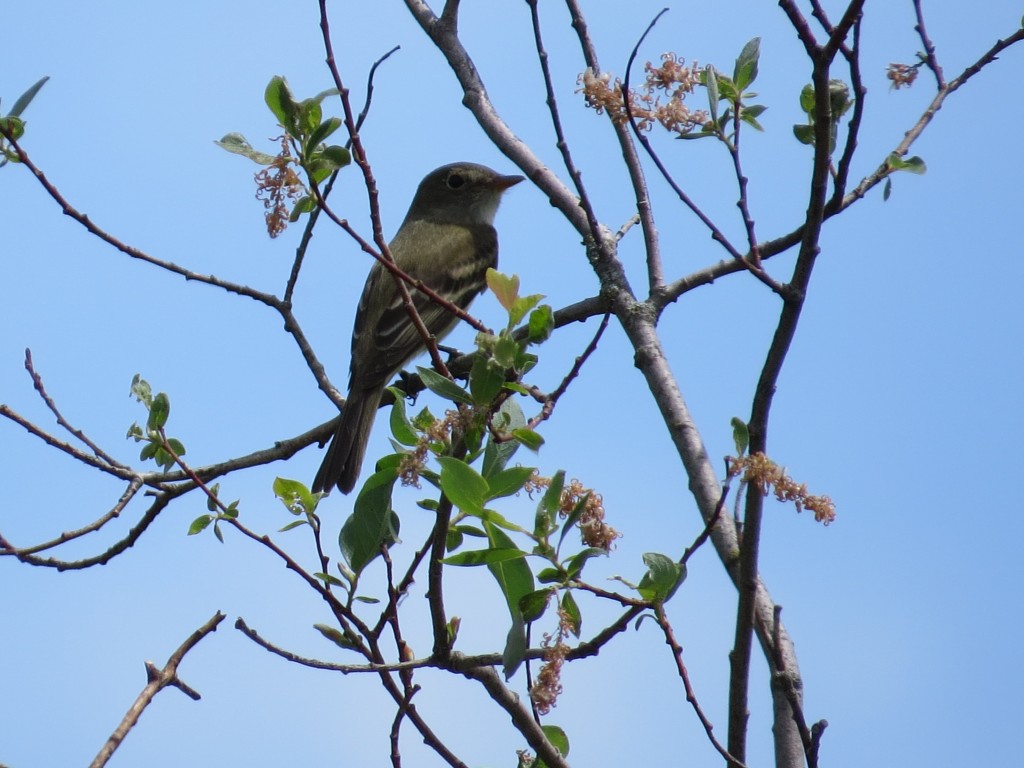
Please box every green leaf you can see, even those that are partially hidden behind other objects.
[387,388,419,446]
[486,465,534,501]
[886,152,927,174]
[538,470,565,529]
[214,132,279,165]
[512,427,544,451]
[733,38,761,91]
[537,566,565,584]
[265,75,298,131]
[306,116,342,151]
[541,725,570,760]
[130,374,152,406]
[339,468,399,574]
[519,588,554,622]
[206,483,220,512]
[637,552,686,602]
[320,144,351,169]
[442,547,526,566]
[273,476,317,515]
[298,98,322,137]
[289,195,317,222]
[509,293,544,328]
[139,441,158,462]
[9,76,49,118]
[491,334,519,369]
[188,515,213,535]
[314,623,356,650]
[0,116,25,143]
[883,177,893,201]
[502,614,528,679]
[792,123,815,145]
[486,522,535,620]
[556,493,588,552]
[828,79,852,118]
[560,591,582,638]
[469,354,506,406]
[731,417,749,457]
[486,269,520,312]
[438,457,489,516]
[483,399,525,477]
[279,519,308,532]
[527,304,554,344]
[166,438,185,459]
[704,65,720,123]
[146,397,169,434]
[416,366,473,405]
[564,547,607,581]
[799,83,815,114]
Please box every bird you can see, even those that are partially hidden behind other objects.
[312,162,525,495]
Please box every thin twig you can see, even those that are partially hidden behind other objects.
[525,0,603,241]
[0,478,142,556]
[24,349,126,468]
[528,312,609,429]
[654,603,747,768]
[912,0,945,88]
[89,612,225,768]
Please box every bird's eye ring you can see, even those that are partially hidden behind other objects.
[446,172,465,189]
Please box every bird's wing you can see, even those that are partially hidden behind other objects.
[349,220,498,387]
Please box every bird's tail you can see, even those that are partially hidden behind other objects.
[312,386,384,495]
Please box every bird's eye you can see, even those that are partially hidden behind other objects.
[446,172,465,189]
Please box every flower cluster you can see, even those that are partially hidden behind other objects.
[578,53,708,136]
[397,409,465,487]
[728,451,836,524]
[886,62,919,90]
[527,473,621,551]
[529,603,572,715]
[254,136,305,238]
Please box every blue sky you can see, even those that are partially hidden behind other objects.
[3,2,1022,767]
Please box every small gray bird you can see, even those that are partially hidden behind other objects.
[312,162,524,495]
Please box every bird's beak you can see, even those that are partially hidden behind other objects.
[492,173,525,191]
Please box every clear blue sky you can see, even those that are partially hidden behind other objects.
[3,2,1022,767]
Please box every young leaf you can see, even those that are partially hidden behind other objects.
[528,305,554,343]
[733,38,761,91]
[442,547,526,566]
[314,623,356,650]
[470,354,506,406]
[438,457,489,516]
[265,75,298,131]
[637,552,686,602]
[387,388,419,446]
[214,133,278,165]
[482,399,526,477]
[9,76,49,118]
[130,374,152,406]
[731,417,750,457]
[416,366,473,405]
[486,465,535,501]
[560,591,582,637]
[519,588,554,622]
[306,116,342,151]
[541,725,570,760]
[339,468,399,574]
[188,515,213,535]
[512,428,544,451]
[704,65,720,123]
[147,392,170,431]
[486,269,520,312]
[318,144,352,169]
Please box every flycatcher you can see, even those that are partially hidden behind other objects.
[312,162,524,495]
